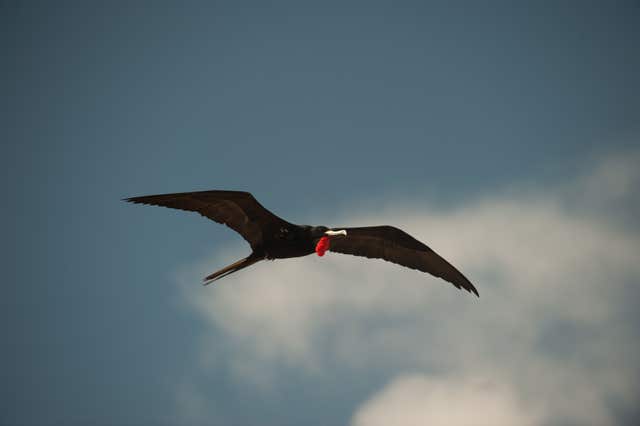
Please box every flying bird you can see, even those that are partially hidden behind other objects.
[125,190,478,296]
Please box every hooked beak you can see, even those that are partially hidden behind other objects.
[325,229,347,237]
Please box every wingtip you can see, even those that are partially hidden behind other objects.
[456,281,479,297]
[123,196,147,204]
[462,283,479,297]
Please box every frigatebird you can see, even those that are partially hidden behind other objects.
[125,190,478,296]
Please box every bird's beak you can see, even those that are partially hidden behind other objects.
[325,229,347,237]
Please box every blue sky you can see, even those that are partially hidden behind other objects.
[2,2,639,425]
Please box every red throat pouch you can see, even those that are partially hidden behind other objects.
[315,236,330,256]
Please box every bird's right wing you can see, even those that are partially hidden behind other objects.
[124,190,292,249]
[329,226,478,296]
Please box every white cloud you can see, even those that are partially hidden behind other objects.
[175,152,640,425]
[351,375,539,426]
[582,151,640,204]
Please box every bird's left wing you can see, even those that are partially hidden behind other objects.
[124,190,292,249]
[329,226,478,296]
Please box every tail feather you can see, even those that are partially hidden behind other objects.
[203,254,262,285]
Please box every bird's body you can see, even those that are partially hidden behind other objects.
[259,225,317,259]
[125,190,478,296]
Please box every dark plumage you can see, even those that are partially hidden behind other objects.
[124,190,478,296]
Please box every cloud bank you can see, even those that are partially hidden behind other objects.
[175,152,640,425]
[352,375,539,426]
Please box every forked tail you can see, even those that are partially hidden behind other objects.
[203,254,262,285]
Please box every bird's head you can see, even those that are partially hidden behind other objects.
[311,227,347,257]
[310,226,348,238]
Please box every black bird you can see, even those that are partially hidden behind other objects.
[125,190,478,296]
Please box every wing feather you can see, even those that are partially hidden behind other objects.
[329,226,478,296]
[124,190,291,249]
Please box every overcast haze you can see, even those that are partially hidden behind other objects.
[2,2,639,425]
